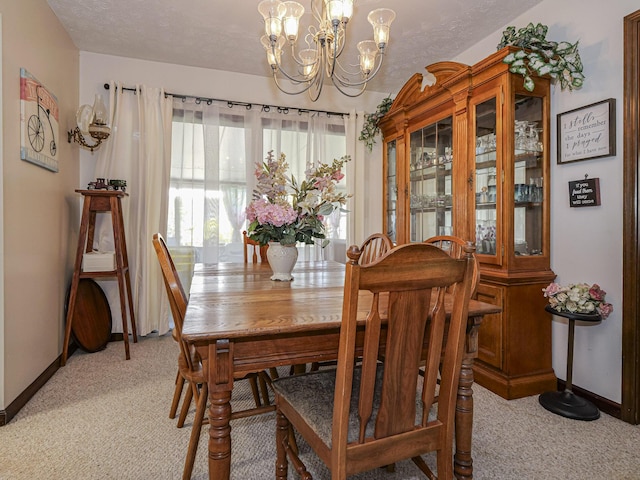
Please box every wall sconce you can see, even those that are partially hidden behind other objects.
[67,94,110,152]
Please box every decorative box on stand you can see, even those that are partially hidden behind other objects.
[82,251,116,272]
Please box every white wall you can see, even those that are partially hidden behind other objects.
[455,0,637,402]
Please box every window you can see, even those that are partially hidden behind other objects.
[168,99,348,263]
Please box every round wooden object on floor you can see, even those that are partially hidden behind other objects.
[65,279,112,353]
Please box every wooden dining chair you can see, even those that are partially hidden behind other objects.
[358,232,394,265]
[421,235,480,397]
[161,241,266,427]
[424,235,480,295]
[273,242,476,480]
[243,230,269,264]
[307,234,393,374]
[153,233,275,480]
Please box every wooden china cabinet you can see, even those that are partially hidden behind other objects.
[379,47,557,399]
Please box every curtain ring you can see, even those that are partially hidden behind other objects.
[207,99,213,105]
[195,98,202,104]
[262,105,271,112]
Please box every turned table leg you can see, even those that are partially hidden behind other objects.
[454,314,482,479]
[208,389,232,480]
[454,356,474,480]
[205,340,234,480]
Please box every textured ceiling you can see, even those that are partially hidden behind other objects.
[46,0,542,94]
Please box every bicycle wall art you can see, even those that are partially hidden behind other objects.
[20,68,59,173]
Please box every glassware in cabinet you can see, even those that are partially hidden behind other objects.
[513,95,544,257]
[385,139,397,242]
[408,116,454,242]
[474,97,499,258]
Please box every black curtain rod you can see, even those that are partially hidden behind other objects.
[103,83,348,117]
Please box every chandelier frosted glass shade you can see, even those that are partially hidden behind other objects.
[258,0,395,101]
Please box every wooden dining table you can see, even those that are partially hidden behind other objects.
[182,261,501,480]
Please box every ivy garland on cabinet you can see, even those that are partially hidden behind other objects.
[498,23,584,92]
[359,96,393,151]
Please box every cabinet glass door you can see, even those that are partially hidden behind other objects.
[385,139,397,243]
[513,95,544,256]
[408,117,453,242]
[474,98,498,258]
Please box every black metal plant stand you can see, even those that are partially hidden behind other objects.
[538,305,601,421]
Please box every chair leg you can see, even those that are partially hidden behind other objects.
[412,456,437,480]
[170,369,186,419]
[277,409,311,480]
[258,372,271,406]
[248,375,263,407]
[183,382,208,480]
[275,410,289,480]
[177,382,194,428]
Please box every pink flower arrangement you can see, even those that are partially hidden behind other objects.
[245,151,350,246]
[542,282,613,319]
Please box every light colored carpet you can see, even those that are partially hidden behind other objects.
[1,334,638,479]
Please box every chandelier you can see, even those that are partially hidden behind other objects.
[258,0,396,101]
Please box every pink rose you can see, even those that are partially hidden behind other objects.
[589,284,606,302]
[597,302,613,319]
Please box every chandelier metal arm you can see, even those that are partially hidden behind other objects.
[328,76,367,98]
[272,72,317,96]
[331,51,387,88]
[270,43,316,84]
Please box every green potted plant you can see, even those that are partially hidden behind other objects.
[498,23,584,92]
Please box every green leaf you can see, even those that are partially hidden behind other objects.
[503,52,516,63]
[530,59,545,72]
[523,76,535,92]
[514,50,527,60]
[537,64,552,76]
[535,23,548,37]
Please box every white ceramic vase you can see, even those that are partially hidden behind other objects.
[266,242,298,281]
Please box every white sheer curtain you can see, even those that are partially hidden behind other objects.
[169,99,254,263]
[93,82,173,336]
[345,109,367,246]
[169,101,350,264]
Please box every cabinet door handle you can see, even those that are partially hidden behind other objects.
[468,171,474,189]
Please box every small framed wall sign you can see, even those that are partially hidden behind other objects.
[557,98,616,164]
[568,177,601,207]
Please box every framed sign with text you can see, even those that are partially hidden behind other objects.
[557,98,616,164]
[568,177,601,207]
